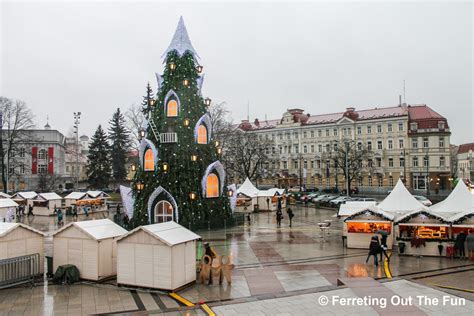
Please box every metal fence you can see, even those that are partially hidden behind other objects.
[0,253,40,289]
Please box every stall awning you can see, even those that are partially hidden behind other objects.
[375,179,427,215]
[35,192,62,201]
[429,180,474,215]
[395,210,451,224]
[0,198,19,208]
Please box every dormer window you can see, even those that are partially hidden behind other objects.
[438,121,445,130]
[410,123,418,131]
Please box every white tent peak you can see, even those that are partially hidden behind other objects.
[237,178,259,197]
[376,179,427,214]
[429,180,474,214]
[162,16,200,60]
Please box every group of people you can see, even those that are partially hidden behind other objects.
[454,230,474,259]
[276,207,294,228]
[16,204,34,217]
[366,233,390,266]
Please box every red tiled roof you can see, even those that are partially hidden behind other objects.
[458,143,474,154]
[407,104,444,120]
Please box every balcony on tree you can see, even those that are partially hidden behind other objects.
[159,132,178,143]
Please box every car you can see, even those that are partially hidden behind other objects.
[320,195,339,206]
[300,193,319,201]
[341,187,359,195]
[413,195,432,206]
[312,194,331,203]
[329,196,353,207]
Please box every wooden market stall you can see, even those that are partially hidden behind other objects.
[117,221,201,291]
[395,210,452,256]
[64,192,87,208]
[0,192,12,199]
[450,211,474,240]
[0,222,46,273]
[236,178,285,212]
[64,191,110,213]
[0,199,18,222]
[344,209,395,249]
[338,201,377,218]
[11,191,38,208]
[52,219,127,281]
[32,192,63,216]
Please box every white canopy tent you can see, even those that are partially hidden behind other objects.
[237,178,259,198]
[236,178,286,211]
[429,180,474,215]
[375,179,427,215]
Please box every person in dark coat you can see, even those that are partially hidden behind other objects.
[466,230,474,260]
[28,204,34,216]
[276,209,283,228]
[379,233,390,262]
[287,208,294,227]
[366,236,380,266]
[455,231,467,259]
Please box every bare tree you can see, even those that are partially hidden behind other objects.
[125,103,144,150]
[222,130,274,184]
[323,140,374,195]
[0,97,35,192]
[37,173,60,192]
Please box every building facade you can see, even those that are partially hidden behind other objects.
[65,134,89,188]
[237,104,451,194]
[456,143,474,181]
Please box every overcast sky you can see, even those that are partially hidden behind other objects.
[1,1,472,144]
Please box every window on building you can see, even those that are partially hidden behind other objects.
[326,178,330,188]
[439,137,445,148]
[294,145,299,153]
[272,147,276,154]
[377,125,382,133]
[413,157,419,167]
[311,130,315,138]
[423,137,429,148]
[304,161,308,169]
[388,158,394,167]
[389,176,394,187]
[376,158,382,168]
[154,201,173,223]
[311,145,314,153]
[410,123,418,131]
[398,122,404,131]
[387,123,393,132]
[20,164,25,174]
[413,175,426,190]
[318,144,322,152]
[333,128,338,136]
[388,140,393,149]
[144,148,155,171]
[317,160,321,169]
[412,138,418,148]
[206,173,219,197]
[378,176,383,187]
[357,142,362,151]
[294,132,299,139]
[333,143,338,151]
[197,125,208,144]
[38,164,47,174]
[325,129,330,137]
[283,161,288,169]
[440,156,445,167]
[19,148,25,158]
[66,166,70,173]
[347,128,351,135]
[438,121,445,129]
[368,159,373,168]
[38,149,47,160]
[357,126,362,135]
[358,177,363,187]
[319,176,323,186]
[279,134,283,140]
[367,126,372,134]
[400,158,405,167]
[279,146,283,154]
[310,160,314,169]
[318,130,322,137]
[303,131,307,138]
[399,139,404,149]
[294,160,298,169]
[326,144,330,152]
[286,133,290,140]
[368,176,372,187]
[423,156,428,167]
[367,141,372,151]
[377,140,383,150]
[167,100,178,117]
[303,145,308,153]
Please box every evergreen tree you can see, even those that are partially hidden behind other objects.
[87,125,111,189]
[141,83,154,117]
[108,108,130,184]
[132,17,232,229]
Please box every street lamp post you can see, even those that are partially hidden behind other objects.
[298,153,303,191]
[73,112,81,190]
[425,152,430,196]
[345,141,350,197]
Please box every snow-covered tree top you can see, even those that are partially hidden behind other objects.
[162,16,200,61]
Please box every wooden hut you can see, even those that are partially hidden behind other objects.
[344,209,394,249]
[32,193,63,216]
[64,192,87,208]
[0,222,45,273]
[11,191,37,209]
[117,221,201,291]
[52,219,127,281]
[0,199,19,222]
[64,191,110,213]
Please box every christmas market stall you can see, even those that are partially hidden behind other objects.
[0,222,46,274]
[375,179,428,217]
[0,192,12,199]
[11,191,38,208]
[343,209,394,249]
[117,221,200,291]
[64,191,110,213]
[52,219,127,281]
[449,211,474,242]
[32,192,63,216]
[338,201,377,218]
[257,188,286,211]
[0,199,19,222]
[394,210,451,256]
[236,178,286,212]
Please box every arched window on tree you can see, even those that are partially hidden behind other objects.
[154,200,173,223]
[206,173,219,198]
[197,125,208,144]
[144,148,154,171]
[167,100,178,117]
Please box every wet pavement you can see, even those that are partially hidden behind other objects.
[1,205,473,315]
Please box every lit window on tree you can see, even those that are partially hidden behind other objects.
[154,200,173,223]
[144,149,154,171]
[167,100,178,117]
[206,173,219,197]
[197,125,208,144]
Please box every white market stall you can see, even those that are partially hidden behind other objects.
[52,219,127,281]
[257,188,286,211]
[0,192,12,199]
[0,199,18,222]
[32,192,63,216]
[11,191,38,208]
[236,178,286,212]
[117,221,201,291]
[376,179,428,217]
[338,201,377,218]
[0,222,46,274]
[64,191,110,213]
[344,209,394,249]
[64,192,87,208]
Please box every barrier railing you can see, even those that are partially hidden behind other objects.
[0,253,40,289]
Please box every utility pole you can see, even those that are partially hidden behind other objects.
[73,112,81,190]
[345,141,349,197]
[425,152,430,196]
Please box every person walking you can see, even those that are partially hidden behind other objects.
[466,230,474,260]
[287,208,294,228]
[83,206,89,218]
[379,233,390,262]
[455,231,467,259]
[366,236,380,266]
[28,204,34,216]
[276,209,283,228]
[55,207,64,226]
[72,205,78,221]
[246,213,251,225]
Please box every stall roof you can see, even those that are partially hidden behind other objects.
[449,210,474,224]
[338,201,377,217]
[87,191,111,198]
[257,188,285,197]
[394,210,451,224]
[429,180,474,214]
[0,222,46,237]
[36,192,62,201]
[237,178,259,197]
[0,192,12,199]
[53,219,127,240]
[12,191,38,200]
[344,208,395,221]
[0,198,19,208]
[375,179,427,214]
[119,221,200,246]
[64,192,87,200]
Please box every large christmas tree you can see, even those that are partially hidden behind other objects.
[131,17,233,229]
